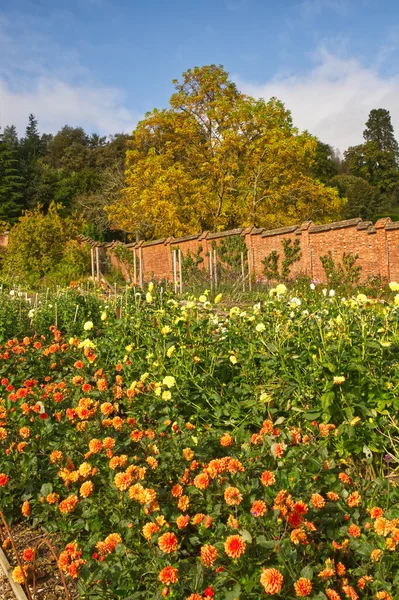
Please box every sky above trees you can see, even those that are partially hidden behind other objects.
[1,0,399,150]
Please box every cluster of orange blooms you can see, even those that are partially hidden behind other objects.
[58,541,86,578]
[0,326,397,599]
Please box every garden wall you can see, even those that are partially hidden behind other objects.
[77,216,399,283]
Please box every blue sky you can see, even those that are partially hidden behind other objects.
[1,0,399,150]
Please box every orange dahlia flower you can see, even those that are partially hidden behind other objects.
[59,495,78,514]
[251,500,267,517]
[325,589,342,600]
[80,481,94,498]
[294,577,312,597]
[310,493,325,509]
[159,566,178,584]
[347,492,361,508]
[12,565,28,584]
[158,532,178,554]
[348,524,361,538]
[193,473,210,490]
[224,486,243,506]
[260,568,284,595]
[200,544,218,567]
[224,535,246,559]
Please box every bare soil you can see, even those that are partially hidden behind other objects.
[1,523,78,600]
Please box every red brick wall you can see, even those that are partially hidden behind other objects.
[0,233,9,248]
[78,217,399,284]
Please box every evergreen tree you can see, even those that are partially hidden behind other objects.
[344,108,399,199]
[363,108,399,158]
[21,114,47,208]
[0,125,25,223]
[22,114,45,163]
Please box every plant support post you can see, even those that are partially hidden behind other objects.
[95,247,100,282]
[241,252,245,292]
[139,247,143,288]
[173,249,177,295]
[178,249,183,294]
[91,248,95,279]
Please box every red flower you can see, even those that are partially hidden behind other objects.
[204,588,215,598]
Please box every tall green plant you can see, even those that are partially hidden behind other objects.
[261,238,302,280]
[320,251,362,289]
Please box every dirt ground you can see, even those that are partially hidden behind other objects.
[0,523,78,600]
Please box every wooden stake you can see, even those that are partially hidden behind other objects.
[139,247,143,288]
[241,252,245,292]
[91,248,95,279]
[213,248,218,289]
[173,249,177,294]
[133,248,137,286]
[73,304,79,323]
[178,249,183,294]
[252,248,255,287]
[54,303,58,329]
[209,249,213,289]
[247,250,252,291]
[95,247,100,281]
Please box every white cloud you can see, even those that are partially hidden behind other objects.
[238,49,399,152]
[0,77,139,136]
[0,11,139,136]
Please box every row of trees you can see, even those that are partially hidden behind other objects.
[312,108,399,220]
[1,65,399,242]
[0,117,129,238]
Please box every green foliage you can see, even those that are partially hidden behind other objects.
[2,203,84,285]
[216,235,247,272]
[0,125,25,223]
[44,240,91,287]
[181,245,204,278]
[113,243,136,282]
[0,115,130,237]
[330,174,380,220]
[319,251,362,289]
[311,140,340,183]
[344,109,399,212]
[261,238,302,280]
[1,285,399,597]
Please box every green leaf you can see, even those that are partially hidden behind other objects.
[224,584,242,600]
[255,536,276,549]
[300,565,313,579]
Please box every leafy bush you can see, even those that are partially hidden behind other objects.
[2,203,85,286]
[1,285,399,598]
[320,251,362,291]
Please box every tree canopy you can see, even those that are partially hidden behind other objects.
[1,69,399,243]
[107,65,344,238]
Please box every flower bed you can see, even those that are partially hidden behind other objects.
[1,284,399,598]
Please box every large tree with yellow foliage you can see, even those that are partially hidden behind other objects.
[107,65,344,238]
